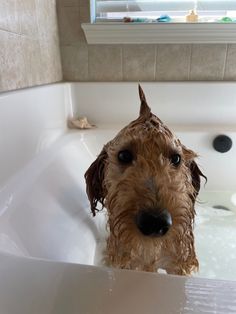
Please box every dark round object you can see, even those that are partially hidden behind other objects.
[170,153,181,166]
[117,150,133,164]
[136,209,172,237]
[213,135,233,153]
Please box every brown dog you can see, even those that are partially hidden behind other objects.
[85,85,205,275]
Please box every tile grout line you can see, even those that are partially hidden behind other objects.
[87,44,91,81]
[154,44,158,81]
[188,44,193,81]
[222,44,229,80]
[0,28,34,40]
[121,45,124,81]
[85,43,89,81]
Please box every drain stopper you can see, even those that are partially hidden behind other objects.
[213,135,232,153]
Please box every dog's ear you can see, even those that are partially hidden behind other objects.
[182,145,206,200]
[189,160,207,200]
[138,84,151,118]
[84,148,107,216]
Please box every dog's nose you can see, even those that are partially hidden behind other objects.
[136,209,172,237]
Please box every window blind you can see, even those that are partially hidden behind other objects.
[95,0,236,22]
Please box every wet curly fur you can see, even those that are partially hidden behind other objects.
[85,85,205,275]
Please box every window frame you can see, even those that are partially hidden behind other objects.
[94,0,236,23]
[81,0,236,44]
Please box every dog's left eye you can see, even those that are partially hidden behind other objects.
[170,153,181,166]
[118,150,133,164]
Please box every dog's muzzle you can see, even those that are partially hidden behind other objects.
[136,209,172,237]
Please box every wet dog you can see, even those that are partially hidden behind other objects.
[85,85,205,274]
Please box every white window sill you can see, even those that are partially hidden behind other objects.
[81,22,236,44]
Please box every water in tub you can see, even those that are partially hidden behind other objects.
[194,204,236,281]
[93,202,236,281]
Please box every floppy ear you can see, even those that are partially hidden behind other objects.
[84,148,107,216]
[182,145,206,200]
[189,160,207,200]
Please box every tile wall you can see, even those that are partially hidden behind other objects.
[1,0,235,91]
[0,0,62,92]
[58,0,236,81]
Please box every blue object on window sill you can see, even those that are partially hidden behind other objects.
[156,15,171,23]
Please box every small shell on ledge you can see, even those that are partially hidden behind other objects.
[67,117,96,129]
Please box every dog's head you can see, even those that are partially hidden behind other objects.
[85,85,205,240]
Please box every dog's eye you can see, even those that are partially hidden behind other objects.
[118,150,133,164]
[170,153,181,166]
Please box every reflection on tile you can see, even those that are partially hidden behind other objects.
[224,45,236,81]
[190,44,227,81]
[88,45,122,81]
[123,45,156,81]
[156,44,191,81]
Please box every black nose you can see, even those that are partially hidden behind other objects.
[136,209,172,237]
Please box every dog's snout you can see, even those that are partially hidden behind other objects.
[136,209,172,237]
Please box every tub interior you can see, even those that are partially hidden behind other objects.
[0,126,236,281]
[2,82,236,288]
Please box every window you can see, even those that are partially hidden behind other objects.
[82,0,236,44]
[94,0,236,23]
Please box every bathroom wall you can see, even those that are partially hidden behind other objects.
[0,0,62,92]
[58,0,236,81]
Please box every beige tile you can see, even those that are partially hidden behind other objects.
[57,6,81,44]
[57,0,79,7]
[17,0,38,37]
[39,39,63,84]
[61,44,88,81]
[156,44,191,81]
[190,44,227,81]
[0,1,62,92]
[78,5,90,42]
[88,45,122,81]
[224,45,236,80]
[79,0,89,7]
[0,31,27,91]
[35,0,58,41]
[31,0,62,84]
[21,37,43,86]
[79,5,90,23]
[0,31,5,91]
[0,0,20,33]
[0,1,8,31]
[123,45,156,81]
[0,75,3,92]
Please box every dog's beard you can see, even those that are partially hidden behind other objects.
[105,188,197,273]
[105,199,166,271]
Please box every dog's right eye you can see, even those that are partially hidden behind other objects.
[117,150,133,164]
[170,153,181,166]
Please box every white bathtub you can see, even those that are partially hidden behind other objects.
[1,82,236,313]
